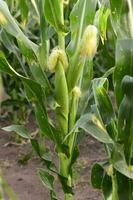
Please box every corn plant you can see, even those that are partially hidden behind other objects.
[0,0,110,199]
[85,0,133,199]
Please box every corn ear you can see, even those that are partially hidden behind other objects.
[79,25,98,59]
[48,48,68,73]
[69,86,81,131]
[67,25,98,92]
[55,61,69,134]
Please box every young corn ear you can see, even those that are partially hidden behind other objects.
[69,86,81,131]
[48,48,69,134]
[55,62,69,134]
[79,25,98,59]
[68,86,81,160]
[48,48,68,73]
[67,25,98,92]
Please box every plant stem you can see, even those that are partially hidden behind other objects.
[59,154,73,200]
[112,173,119,200]
[58,3,73,200]
[65,193,73,200]
[0,170,4,200]
[58,32,65,49]
[58,0,65,49]
[68,94,78,155]
[64,176,73,200]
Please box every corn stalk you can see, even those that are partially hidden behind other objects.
[0,0,101,199]
[88,0,133,199]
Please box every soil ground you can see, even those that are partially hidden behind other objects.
[0,117,105,200]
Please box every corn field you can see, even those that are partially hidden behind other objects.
[0,0,133,199]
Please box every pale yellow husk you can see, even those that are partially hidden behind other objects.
[0,11,7,25]
[48,48,68,72]
[79,25,98,58]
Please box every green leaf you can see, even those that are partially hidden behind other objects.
[29,62,52,93]
[2,125,31,139]
[117,75,133,164]
[0,52,55,141]
[38,169,57,200]
[31,138,41,157]
[109,0,133,38]
[0,0,38,59]
[41,151,57,173]
[67,0,97,92]
[114,39,133,106]
[102,174,112,200]
[72,113,113,144]
[115,172,133,200]
[78,60,93,114]
[91,163,105,189]
[0,73,4,103]
[38,169,54,190]
[30,0,39,17]
[122,75,133,94]
[58,174,73,195]
[68,0,97,55]
[33,102,54,140]
[0,30,28,75]
[38,0,48,70]
[44,0,67,33]
[31,139,57,173]
[50,191,58,200]
[111,143,133,179]
[92,78,114,125]
[94,6,110,43]
[70,146,79,166]
[19,0,29,22]
[92,78,117,140]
